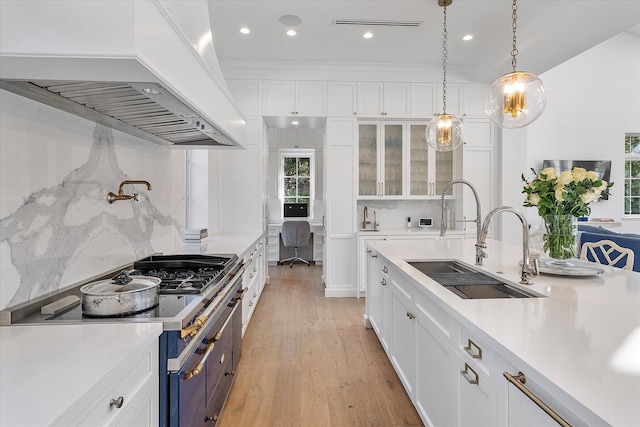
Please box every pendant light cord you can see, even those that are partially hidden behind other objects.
[442,5,448,114]
[511,0,518,72]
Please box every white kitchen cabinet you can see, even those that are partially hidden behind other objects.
[268,128,320,149]
[436,83,463,117]
[415,317,458,427]
[357,82,410,118]
[53,338,159,427]
[390,274,417,398]
[410,83,437,118]
[358,121,406,199]
[327,81,357,117]
[358,234,388,296]
[241,236,266,336]
[506,382,561,427]
[324,118,357,296]
[365,248,392,353]
[463,84,491,118]
[226,79,262,117]
[407,121,456,198]
[262,80,326,116]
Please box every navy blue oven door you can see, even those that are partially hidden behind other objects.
[166,289,243,426]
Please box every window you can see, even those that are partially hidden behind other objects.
[624,133,640,215]
[280,150,314,216]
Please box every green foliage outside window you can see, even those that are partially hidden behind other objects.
[283,156,311,208]
[625,134,640,214]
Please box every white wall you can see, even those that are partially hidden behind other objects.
[0,91,186,310]
[500,32,640,236]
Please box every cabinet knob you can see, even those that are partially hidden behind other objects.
[381,278,386,286]
[204,414,219,422]
[110,396,124,409]
[382,266,388,273]
[406,312,415,320]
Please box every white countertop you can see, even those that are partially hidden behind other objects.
[369,237,640,426]
[0,322,163,426]
[358,227,466,236]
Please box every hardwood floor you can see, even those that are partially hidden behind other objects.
[218,264,423,427]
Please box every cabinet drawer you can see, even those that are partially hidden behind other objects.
[459,327,493,378]
[78,344,157,426]
[415,289,452,341]
[390,273,414,303]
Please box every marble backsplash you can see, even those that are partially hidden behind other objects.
[0,91,186,310]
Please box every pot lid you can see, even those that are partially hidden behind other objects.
[80,276,161,296]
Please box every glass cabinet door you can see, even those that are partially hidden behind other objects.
[409,124,454,197]
[359,124,378,197]
[409,124,430,196]
[383,124,404,197]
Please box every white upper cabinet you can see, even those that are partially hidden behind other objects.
[463,84,490,118]
[262,80,326,116]
[357,82,410,118]
[268,128,317,149]
[436,83,463,117]
[410,83,437,119]
[226,79,262,117]
[327,81,357,117]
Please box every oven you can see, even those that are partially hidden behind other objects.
[0,252,246,427]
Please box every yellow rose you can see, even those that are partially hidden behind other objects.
[555,187,565,202]
[528,194,541,205]
[572,167,587,182]
[597,180,608,189]
[558,171,573,185]
[540,167,557,180]
[586,171,599,181]
[580,190,599,203]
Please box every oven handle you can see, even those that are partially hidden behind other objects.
[182,342,215,380]
[212,298,240,342]
[180,264,244,339]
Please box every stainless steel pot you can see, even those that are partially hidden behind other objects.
[80,274,161,317]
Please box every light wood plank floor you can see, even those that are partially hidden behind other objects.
[218,264,423,427]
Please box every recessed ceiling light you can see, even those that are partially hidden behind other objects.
[292,121,299,125]
[463,34,473,41]
[240,27,250,34]
[286,29,297,36]
[279,14,303,26]
[142,87,160,95]
[363,32,373,39]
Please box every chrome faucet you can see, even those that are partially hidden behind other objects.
[108,180,152,203]
[362,206,371,229]
[475,206,535,285]
[440,179,482,242]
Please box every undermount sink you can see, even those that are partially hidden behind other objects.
[406,261,543,300]
[359,229,380,232]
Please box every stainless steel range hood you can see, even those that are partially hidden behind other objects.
[0,0,245,148]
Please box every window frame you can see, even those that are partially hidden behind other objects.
[278,149,315,219]
[624,133,640,218]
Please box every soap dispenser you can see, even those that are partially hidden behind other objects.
[407,216,411,229]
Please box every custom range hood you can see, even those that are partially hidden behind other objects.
[0,0,245,148]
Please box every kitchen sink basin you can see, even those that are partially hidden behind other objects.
[359,229,380,232]
[406,261,542,300]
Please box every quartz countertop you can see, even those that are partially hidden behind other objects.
[368,237,640,426]
[358,227,466,236]
[0,322,162,426]
[181,231,265,257]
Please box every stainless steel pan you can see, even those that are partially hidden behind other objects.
[80,272,161,317]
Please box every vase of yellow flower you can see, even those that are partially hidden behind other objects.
[522,167,613,263]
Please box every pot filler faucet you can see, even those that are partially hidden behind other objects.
[440,179,482,242]
[475,206,536,285]
[107,180,152,203]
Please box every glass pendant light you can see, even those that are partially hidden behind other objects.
[427,0,463,152]
[485,0,548,129]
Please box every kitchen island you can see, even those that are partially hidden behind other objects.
[366,237,640,426]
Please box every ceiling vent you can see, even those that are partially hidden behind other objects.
[333,19,422,27]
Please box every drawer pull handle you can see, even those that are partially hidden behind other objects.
[381,278,387,286]
[464,338,483,359]
[183,342,215,380]
[382,266,388,273]
[504,371,571,427]
[224,370,236,376]
[406,311,415,320]
[460,362,479,385]
[249,300,254,306]
[110,396,124,408]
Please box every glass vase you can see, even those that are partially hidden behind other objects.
[542,215,578,263]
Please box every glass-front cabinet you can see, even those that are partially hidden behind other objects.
[408,122,455,198]
[358,122,406,199]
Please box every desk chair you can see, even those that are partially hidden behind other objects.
[280,221,311,267]
[580,239,635,271]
